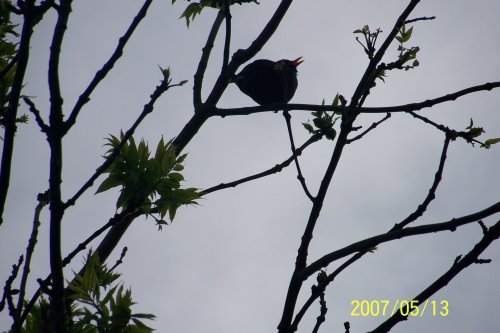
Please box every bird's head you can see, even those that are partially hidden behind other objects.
[274,57,304,73]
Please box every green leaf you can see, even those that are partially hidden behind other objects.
[332,93,339,107]
[482,138,500,148]
[96,175,123,194]
[325,128,337,141]
[179,3,204,27]
[303,122,314,134]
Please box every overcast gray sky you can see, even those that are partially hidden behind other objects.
[1,1,499,332]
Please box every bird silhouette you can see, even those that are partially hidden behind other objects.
[233,57,303,105]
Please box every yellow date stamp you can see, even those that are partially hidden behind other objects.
[350,299,449,317]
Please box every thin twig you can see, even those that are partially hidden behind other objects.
[64,78,176,209]
[346,113,391,143]
[14,191,49,329]
[64,0,154,133]
[23,97,49,132]
[200,133,322,196]
[193,10,225,108]
[283,111,315,201]
[405,16,436,24]
[0,256,23,315]
[391,134,451,230]
[311,293,327,333]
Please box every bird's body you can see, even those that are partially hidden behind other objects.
[233,57,303,105]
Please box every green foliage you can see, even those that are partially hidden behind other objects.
[172,0,260,27]
[302,95,340,141]
[19,252,155,332]
[97,133,199,225]
[68,251,156,332]
[395,25,420,70]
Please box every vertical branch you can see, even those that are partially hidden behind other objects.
[0,4,37,225]
[282,111,314,201]
[47,1,73,331]
[222,0,231,72]
[192,10,225,109]
[278,2,421,332]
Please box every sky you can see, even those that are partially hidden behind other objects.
[1,0,499,332]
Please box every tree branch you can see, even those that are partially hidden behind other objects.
[200,133,322,196]
[193,10,224,108]
[283,111,315,201]
[369,220,500,333]
[212,80,500,116]
[0,2,39,226]
[23,97,49,133]
[346,113,391,143]
[302,201,500,279]
[392,134,451,230]
[222,0,231,72]
[47,1,73,330]
[278,3,421,332]
[13,192,49,331]
[64,0,153,133]
[64,78,176,209]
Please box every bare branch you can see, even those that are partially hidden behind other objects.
[193,10,225,108]
[370,220,500,333]
[47,1,73,329]
[200,133,323,196]
[302,201,500,279]
[346,113,391,143]
[64,0,154,132]
[23,97,49,132]
[64,78,175,209]
[283,111,315,201]
[0,1,45,225]
[13,191,49,329]
[392,134,451,230]
[405,16,436,24]
[222,0,232,72]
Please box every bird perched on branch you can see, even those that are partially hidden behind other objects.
[233,57,303,105]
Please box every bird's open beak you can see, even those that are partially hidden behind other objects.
[292,57,304,67]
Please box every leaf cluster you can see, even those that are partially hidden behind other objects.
[96,133,199,224]
[19,252,155,333]
[463,118,500,149]
[302,95,341,141]
[67,251,155,333]
[172,0,260,27]
[353,25,382,59]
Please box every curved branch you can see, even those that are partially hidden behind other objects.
[302,201,500,279]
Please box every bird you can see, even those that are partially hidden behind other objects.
[233,57,303,106]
